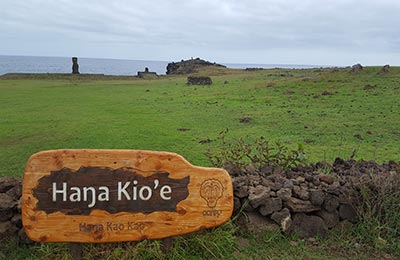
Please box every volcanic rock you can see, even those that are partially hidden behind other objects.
[166,58,225,75]
[319,175,334,185]
[350,63,363,73]
[309,189,325,206]
[380,64,390,74]
[288,213,327,238]
[259,198,282,216]
[248,185,270,208]
[0,177,20,193]
[271,208,291,226]
[339,203,358,222]
[316,210,339,228]
[285,197,320,213]
[235,185,250,198]
[0,193,15,210]
[293,186,310,200]
[276,188,292,201]
[187,76,212,85]
[323,195,340,212]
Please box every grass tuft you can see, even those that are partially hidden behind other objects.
[352,172,400,253]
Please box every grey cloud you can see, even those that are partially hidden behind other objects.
[0,0,399,65]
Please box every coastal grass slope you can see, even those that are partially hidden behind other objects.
[1,66,400,178]
[1,66,400,259]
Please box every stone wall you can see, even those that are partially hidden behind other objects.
[228,158,400,238]
[187,76,212,85]
[0,177,22,242]
[1,158,398,242]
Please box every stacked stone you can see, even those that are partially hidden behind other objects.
[0,177,22,241]
[228,159,387,238]
[187,76,212,86]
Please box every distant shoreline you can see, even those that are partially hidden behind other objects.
[0,55,334,76]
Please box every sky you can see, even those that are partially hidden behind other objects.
[1,0,399,66]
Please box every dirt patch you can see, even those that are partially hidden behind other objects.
[177,128,191,132]
[199,139,212,144]
[239,117,252,123]
[363,84,376,90]
[321,90,334,96]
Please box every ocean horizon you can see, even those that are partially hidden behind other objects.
[0,55,328,76]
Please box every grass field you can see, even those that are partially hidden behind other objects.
[1,67,400,178]
[1,67,400,259]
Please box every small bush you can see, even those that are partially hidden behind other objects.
[206,129,306,169]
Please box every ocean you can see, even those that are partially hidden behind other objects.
[0,55,324,76]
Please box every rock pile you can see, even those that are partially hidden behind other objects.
[380,64,390,74]
[0,177,22,242]
[349,63,363,73]
[228,158,400,238]
[187,76,212,85]
[166,58,225,75]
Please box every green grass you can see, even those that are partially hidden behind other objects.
[1,67,400,259]
[1,67,400,178]
[3,221,398,260]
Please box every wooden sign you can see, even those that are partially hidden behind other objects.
[22,149,233,243]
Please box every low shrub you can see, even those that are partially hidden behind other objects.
[206,129,306,169]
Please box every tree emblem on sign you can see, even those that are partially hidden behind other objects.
[200,179,224,208]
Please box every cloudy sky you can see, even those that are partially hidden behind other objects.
[1,0,399,66]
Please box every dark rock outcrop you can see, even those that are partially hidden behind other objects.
[166,58,225,75]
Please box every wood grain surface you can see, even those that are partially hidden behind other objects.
[22,149,233,243]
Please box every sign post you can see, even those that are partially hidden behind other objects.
[22,149,233,243]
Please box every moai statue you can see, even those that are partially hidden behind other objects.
[72,57,80,74]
